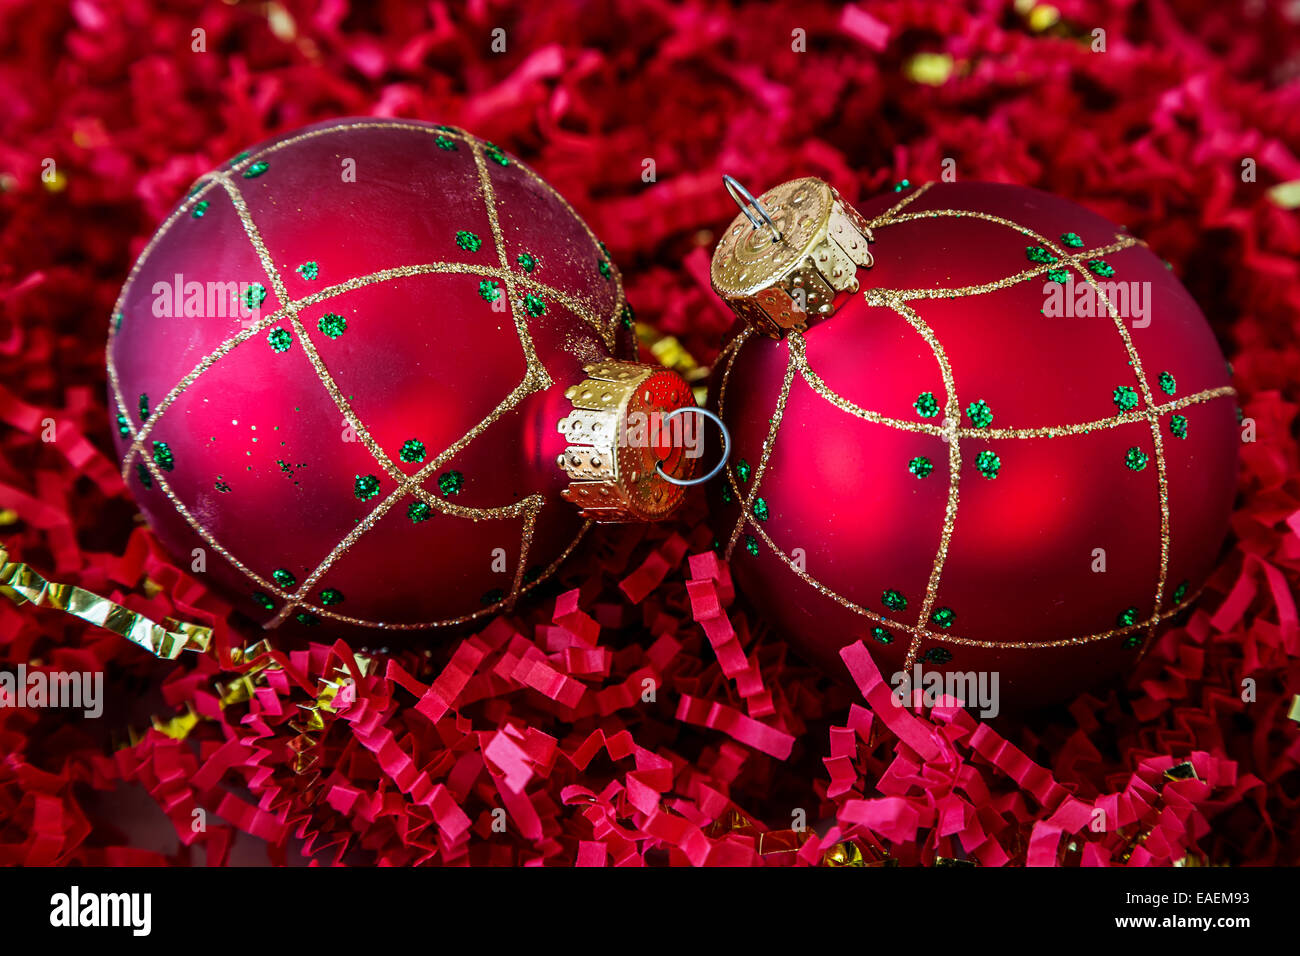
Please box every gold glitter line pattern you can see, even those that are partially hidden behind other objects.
[230,119,619,346]
[118,260,598,477]
[724,348,797,555]
[106,121,624,629]
[719,184,1237,654]
[746,514,1207,649]
[884,300,962,670]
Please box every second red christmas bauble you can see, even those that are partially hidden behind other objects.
[707,178,1238,708]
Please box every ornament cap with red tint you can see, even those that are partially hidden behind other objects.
[710,176,875,339]
[556,360,698,522]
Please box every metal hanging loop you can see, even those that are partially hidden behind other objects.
[722,174,782,243]
[654,406,732,487]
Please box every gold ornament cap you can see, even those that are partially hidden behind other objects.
[556,360,699,522]
[710,176,875,339]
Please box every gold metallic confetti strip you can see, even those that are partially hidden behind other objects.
[106,120,625,632]
[717,184,1237,657]
[0,545,211,659]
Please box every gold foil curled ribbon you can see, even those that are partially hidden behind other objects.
[0,543,211,659]
[705,808,890,866]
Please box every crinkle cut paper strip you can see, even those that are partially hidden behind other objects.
[1,0,1299,865]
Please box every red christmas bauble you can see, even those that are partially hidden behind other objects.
[707,178,1238,708]
[108,118,692,634]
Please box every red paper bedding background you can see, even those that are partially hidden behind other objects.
[1,0,1298,866]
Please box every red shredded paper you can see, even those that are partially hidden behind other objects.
[1,0,1299,865]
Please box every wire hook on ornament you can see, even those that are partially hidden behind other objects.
[655,406,731,487]
[722,174,782,243]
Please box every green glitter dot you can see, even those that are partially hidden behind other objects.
[966,400,993,428]
[114,312,124,331]
[882,589,907,611]
[244,283,267,310]
[893,179,911,192]
[744,534,759,557]
[399,439,426,463]
[914,392,939,418]
[737,459,752,483]
[1124,447,1149,472]
[152,440,174,472]
[1117,606,1139,627]
[481,587,506,605]
[1060,232,1084,248]
[438,470,464,497]
[435,136,457,151]
[1046,268,1070,283]
[1087,259,1114,277]
[116,413,131,438]
[523,294,547,316]
[929,608,955,630]
[192,200,209,219]
[242,161,269,179]
[408,501,431,523]
[976,450,1001,479]
[296,261,319,280]
[135,463,152,488]
[483,142,509,167]
[1158,371,1176,396]
[621,304,635,329]
[924,646,953,663]
[252,591,275,611]
[721,484,733,504]
[1169,414,1188,439]
[909,456,933,478]
[478,279,502,302]
[320,588,344,606]
[523,565,542,584]
[598,259,612,279]
[317,313,347,338]
[215,478,230,493]
[295,612,319,626]
[871,626,893,645]
[1025,245,1057,264]
[1122,634,1144,649]
[139,394,150,419]
[1172,580,1189,603]
[267,327,292,352]
[272,568,296,588]
[231,150,252,164]
[1112,385,1139,412]
[354,474,381,500]
[752,497,770,521]
[455,230,483,252]
[517,251,537,272]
